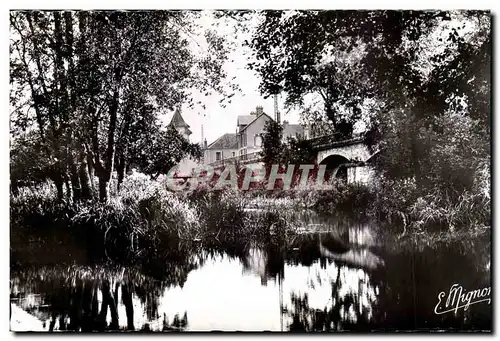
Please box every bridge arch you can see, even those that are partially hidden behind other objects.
[319,154,350,181]
[316,142,372,165]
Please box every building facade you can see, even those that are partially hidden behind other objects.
[203,133,238,165]
[204,105,305,167]
[169,107,192,140]
[236,106,272,160]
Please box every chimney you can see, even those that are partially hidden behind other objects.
[204,138,207,149]
[255,106,263,115]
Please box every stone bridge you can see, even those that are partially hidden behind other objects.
[310,135,378,183]
[209,133,379,184]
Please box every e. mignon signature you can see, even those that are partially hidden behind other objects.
[434,284,491,315]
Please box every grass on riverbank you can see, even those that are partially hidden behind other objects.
[11,168,490,267]
[10,175,304,266]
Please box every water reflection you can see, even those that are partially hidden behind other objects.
[10,223,491,332]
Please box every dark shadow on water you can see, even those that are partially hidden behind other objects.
[10,214,491,332]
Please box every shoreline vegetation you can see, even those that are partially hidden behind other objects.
[9,10,490,273]
[11,168,490,270]
[8,9,491,332]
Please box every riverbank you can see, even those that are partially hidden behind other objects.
[10,174,491,332]
[11,172,490,270]
[11,176,302,268]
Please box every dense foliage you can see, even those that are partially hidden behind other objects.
[10,10,230,201]
[249,10,491,229]
[259,119,284,168]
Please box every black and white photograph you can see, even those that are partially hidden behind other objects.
[8,7,491,332]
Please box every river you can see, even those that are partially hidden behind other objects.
[10,212,491,332]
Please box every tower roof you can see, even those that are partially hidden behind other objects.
[169,108,190,129]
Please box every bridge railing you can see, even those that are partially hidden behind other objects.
[208,134,365,168]
[308,133,365,150]
[209,152,262,168]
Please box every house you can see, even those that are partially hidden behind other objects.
[236,106,273,160]
[303,120,334,139]
[282,120,305,141]
[204,105,305,166]
[203,133,238,165]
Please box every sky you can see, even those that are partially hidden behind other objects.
[159,12,301,145]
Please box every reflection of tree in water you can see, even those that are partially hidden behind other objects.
[241,242,285,285]
[370,234,491,331]
[283,264,378,331]
[11,228,490,332]
[281,234,491,332]
[10,260,200,331]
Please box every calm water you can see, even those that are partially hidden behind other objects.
[10,213,491,332]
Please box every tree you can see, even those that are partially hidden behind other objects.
[247,11,392,137]
[128,125,202,181]
[11,11,86,200]
[260,120,283,169]
[372,11,491,198]
[10,131,52,194]
[249,10,490,200]
[10,10,232,202]
[281,135,316,166]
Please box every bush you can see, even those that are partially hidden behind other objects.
[369,161,490,233]
[311,182,375,217]
[11,175,203,264]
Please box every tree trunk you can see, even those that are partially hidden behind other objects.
[50,165,65,201]
[59,315,67,331]
[68,284,83,331]
[117,151,126,192]
[98,178,109,203]
[98,292,108,330]
[100,90,120,202]
[108,293,119,330]
[49,313,57,332]
[55,179,64,200]
[69,157,82,200]
[113,282,119,311]
[64,172,73,202]
[409,114,423,192]
[87,152,95,197]
[91,283,99,325]
[79,152,92,199]
[100,280,119,330]
[122,283,135,330]
[81,282,93,332]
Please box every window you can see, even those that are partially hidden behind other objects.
[232,151,235,157]
[216,152,221,161]
[254,134,262,147]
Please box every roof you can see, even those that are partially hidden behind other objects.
[207,133,238,149]
[239,112,273,133]
[237,115,255,126]
[169,108,190,128]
